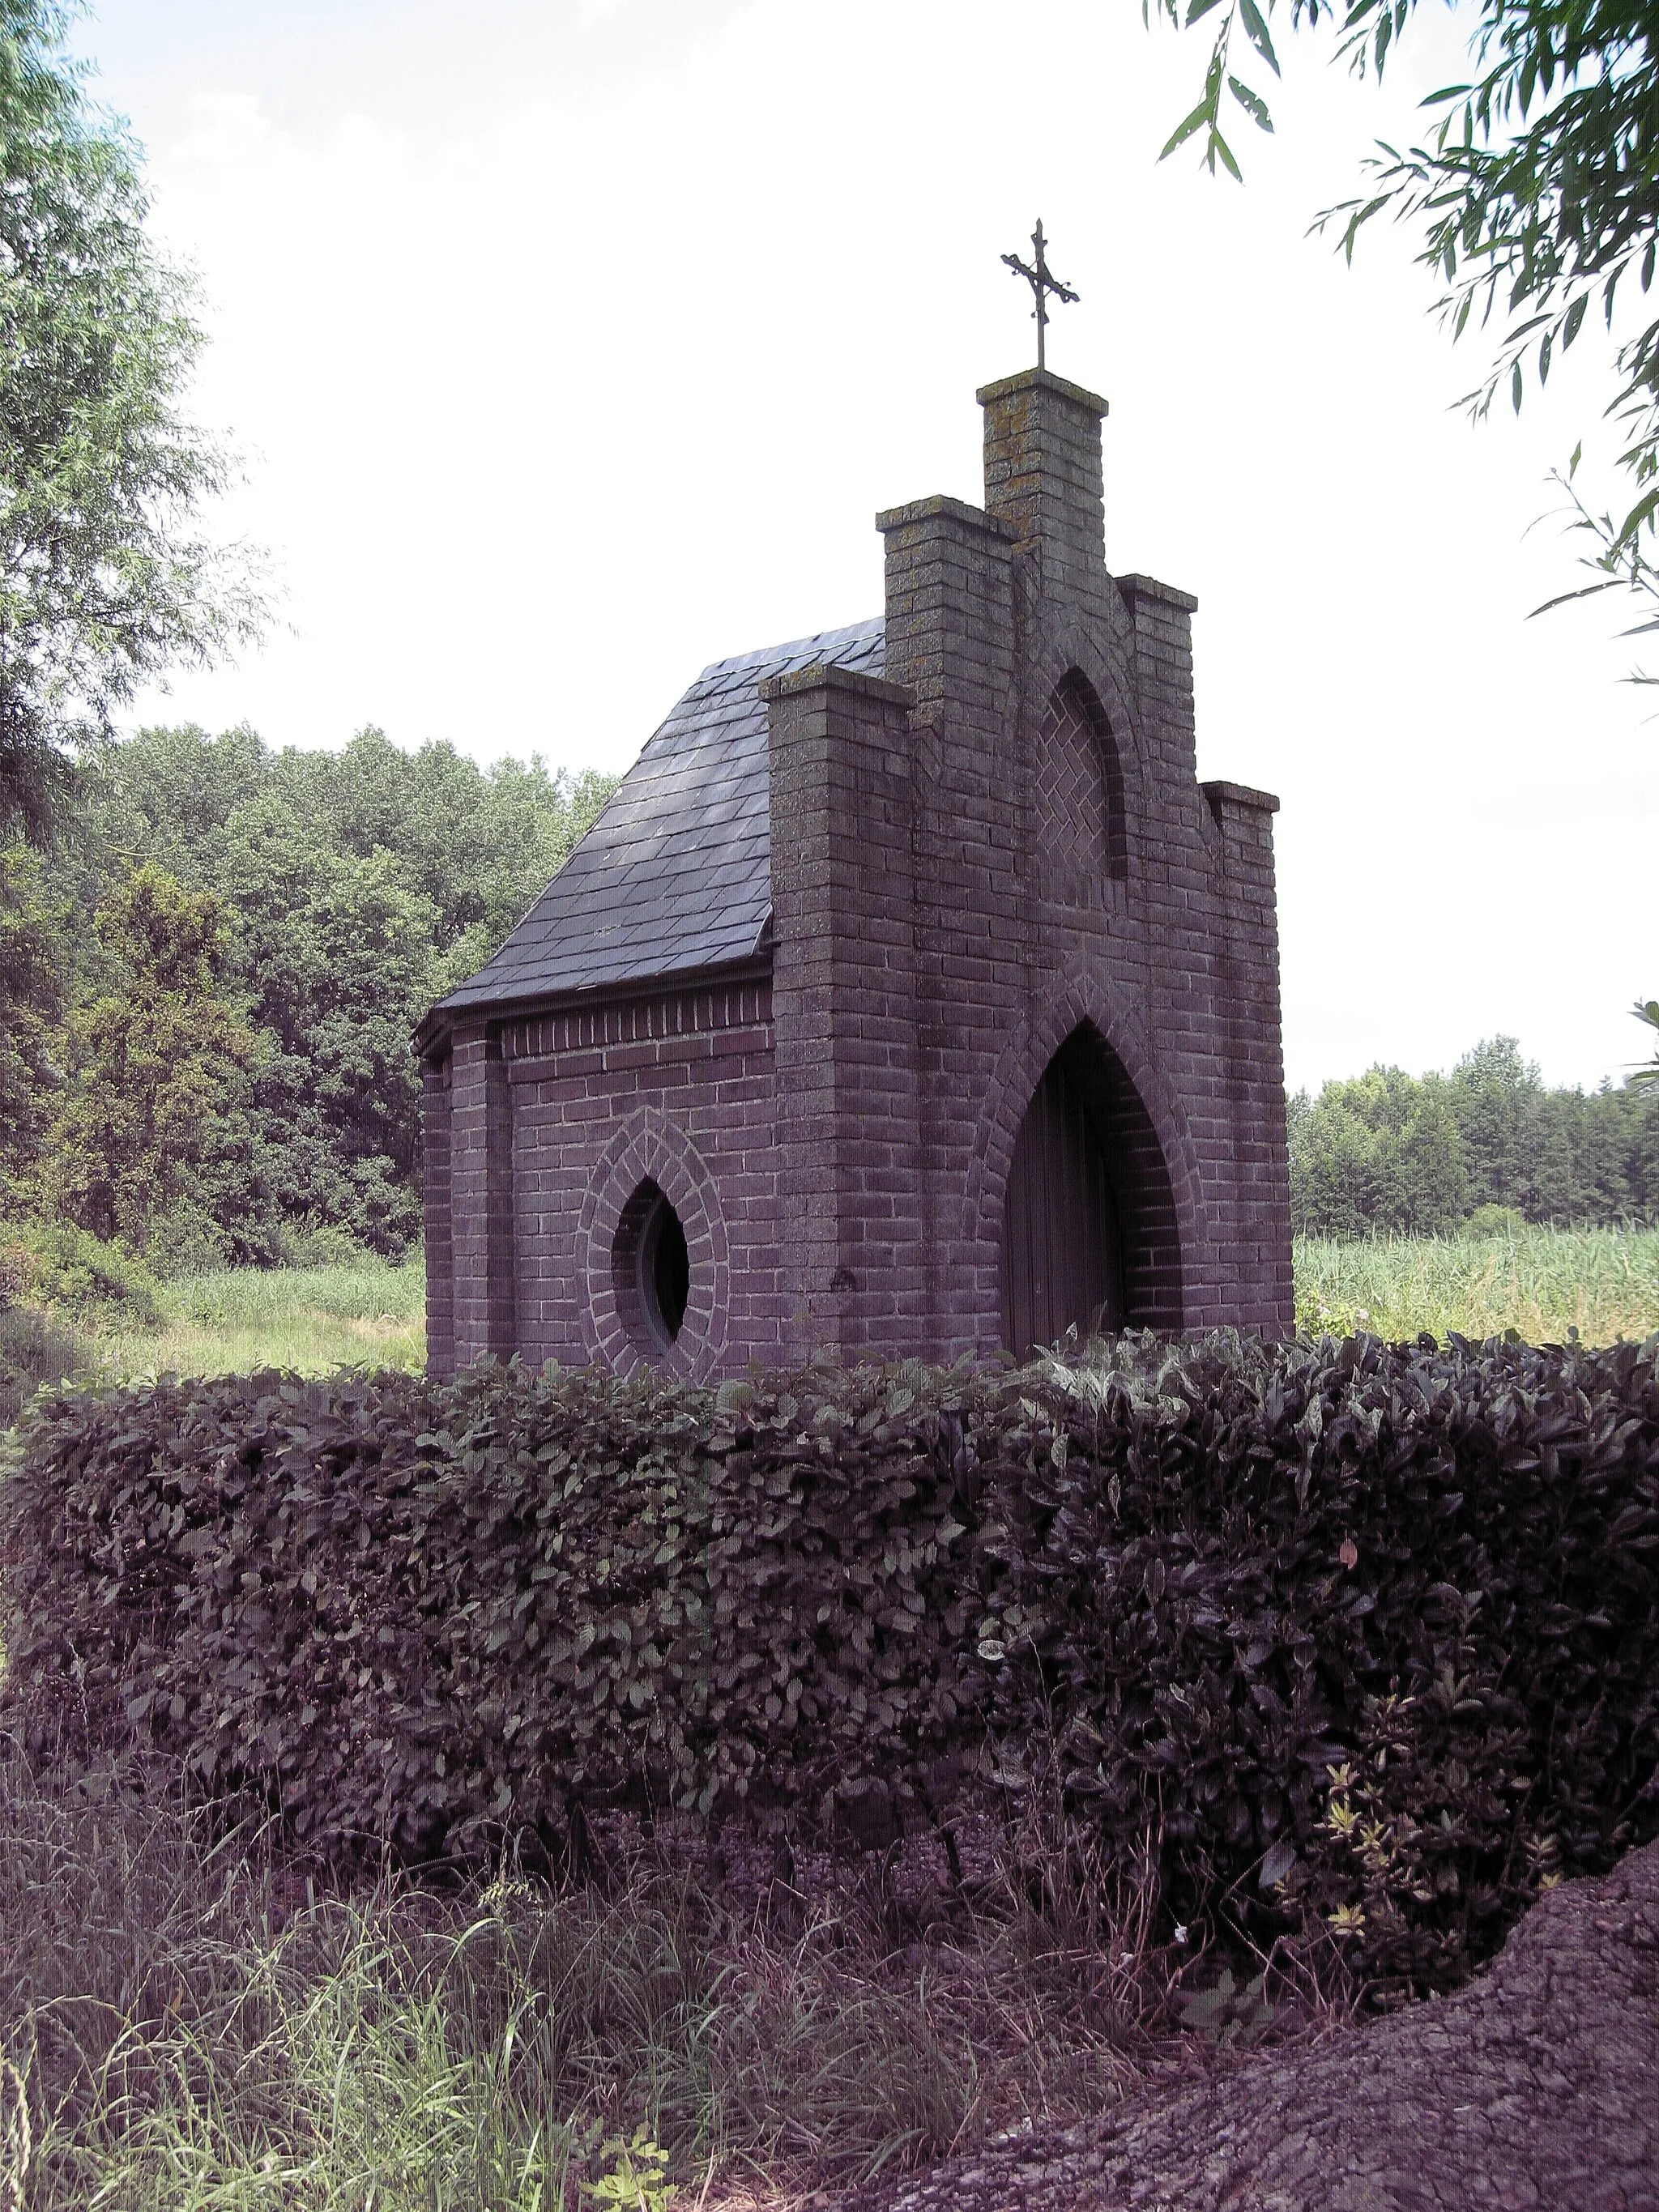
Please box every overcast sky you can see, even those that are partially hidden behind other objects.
[70,0,1659,1098]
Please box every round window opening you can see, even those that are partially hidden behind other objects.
[612,1180,690,1356]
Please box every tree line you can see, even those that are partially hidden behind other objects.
[1290,1038,1659,1238]
[1,725,612,1268]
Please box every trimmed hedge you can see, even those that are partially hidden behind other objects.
[3,1328,1657,2000]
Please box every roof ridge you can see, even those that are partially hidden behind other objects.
[693,616,884,685]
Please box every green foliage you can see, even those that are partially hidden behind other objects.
[0,0,262,846]
[1463,1202,1529,1238]
[0,842,66,1200]
[38,864,261,1259]
[1633,998,1659,1087]
[1150,0,1659,636]
[0,1217,160,1325]
[5,1331,1656,2004]
[1289,1063,1468,1235]
[0,1746,1152,2207]
[1,726,615,1260]
[583,2130,674,2212]
[1290,1035,1659,1234]
[0,1300,87,1427]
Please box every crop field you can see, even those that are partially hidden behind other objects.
[1294,1225,1659,1348]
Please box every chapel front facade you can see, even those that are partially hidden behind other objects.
[416,368,1294,1379]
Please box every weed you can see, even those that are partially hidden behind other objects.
[0,1750,1174,2208]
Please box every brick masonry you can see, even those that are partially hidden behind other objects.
[420,367,1294,1379]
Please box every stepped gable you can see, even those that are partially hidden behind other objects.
[439,618,885,1011]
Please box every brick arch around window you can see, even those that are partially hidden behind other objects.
[966,970,1200,1337]
[1021,607,1144,855]
[577,1105,731,1379]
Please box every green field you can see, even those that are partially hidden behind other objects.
[3,1230,1656,1409]
[1294,1225,1659,1347]
[88,1255,429,1379]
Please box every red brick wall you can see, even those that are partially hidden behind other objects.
[429,977,783,1380]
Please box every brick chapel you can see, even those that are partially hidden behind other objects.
[416,366,1294,1381]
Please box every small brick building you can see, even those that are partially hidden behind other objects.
[416,367,1294,1381]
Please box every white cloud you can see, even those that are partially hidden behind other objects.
[87,0,1659,1095]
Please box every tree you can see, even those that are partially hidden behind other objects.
[0,0,261,846]
[1154,0,1659,1062]
[43,863,261,1257]
[1289,1035,1659,1232]
[1153,0,1659,606]
[1290,1062,1469,1234]
[6,722,617,1261]
[0,837,64,1198]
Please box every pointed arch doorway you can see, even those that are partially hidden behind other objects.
[999,1023,1183,1353]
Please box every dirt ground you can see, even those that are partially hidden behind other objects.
[836,1835,1659,2212]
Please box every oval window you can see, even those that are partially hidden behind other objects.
[639,1190,689,1349]
[611,1179,691,1357]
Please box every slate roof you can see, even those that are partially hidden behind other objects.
[435,618,885,1017]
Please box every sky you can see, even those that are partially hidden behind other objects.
[69,0,1659,1098]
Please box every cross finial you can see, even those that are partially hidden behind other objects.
[1001,219,1078,373]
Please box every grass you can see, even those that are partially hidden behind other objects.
[32,1255,427,1388]
[1294,1224,1659,1346]
[0,1749,1205,2210]
[2,1226,1654,1421]
[0,1226,1653,1421]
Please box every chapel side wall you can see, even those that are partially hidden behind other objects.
[501,978,784,1376]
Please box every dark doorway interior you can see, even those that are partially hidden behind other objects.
[1000,1044,1124,1353]
[999,1023,1183,1353]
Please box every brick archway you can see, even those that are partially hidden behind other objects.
[577,1106,730,1379]
[966,969,1203,1339]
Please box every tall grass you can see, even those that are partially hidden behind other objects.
[8,1230,1653,1415]
[0,1752,1177,2210]
[1294,1224,1659,1346]
[73,1256,426,1383]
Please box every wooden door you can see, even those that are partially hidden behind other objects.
[1000,1052,1124,1353]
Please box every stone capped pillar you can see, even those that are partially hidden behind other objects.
[978,368,1111,616]
[763,660,923,1362]
[420,1052,454,1379]
[448,1021,517,1365]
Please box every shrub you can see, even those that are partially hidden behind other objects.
[0,1305,91,1430]
[2,1330,1657,2003]
[1464,1204,1529,1238]
[0,1219,161,1328]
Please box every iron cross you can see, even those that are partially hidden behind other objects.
[1002,219,1078,373]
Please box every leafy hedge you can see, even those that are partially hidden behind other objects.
[3,1329,1657,2000]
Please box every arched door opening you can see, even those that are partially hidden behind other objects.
[999,1024,1182,1353]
